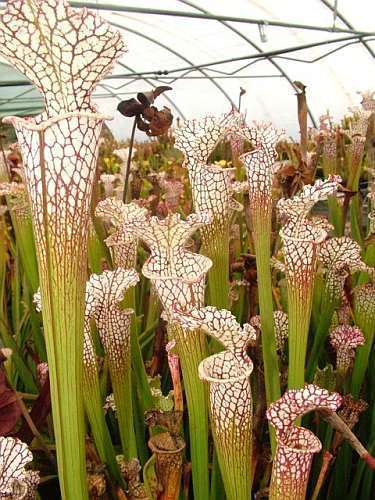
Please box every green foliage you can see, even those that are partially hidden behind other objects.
[0,109,374,499]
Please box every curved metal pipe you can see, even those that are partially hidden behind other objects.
[109,19,235,107]
[107,62,187,119]
[319,0,375,59]
[178,0,317,126]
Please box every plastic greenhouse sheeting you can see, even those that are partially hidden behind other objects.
[0,0,374,139]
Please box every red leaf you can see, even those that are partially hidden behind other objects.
[0,370,21,436]
[16,377,51,444]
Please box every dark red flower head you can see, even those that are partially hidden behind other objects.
[117,86,173,136]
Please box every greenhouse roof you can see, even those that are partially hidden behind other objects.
[0,0,374,138]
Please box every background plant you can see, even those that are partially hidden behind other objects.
[0,6,374,494]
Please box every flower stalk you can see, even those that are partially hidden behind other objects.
[123,117,137,203]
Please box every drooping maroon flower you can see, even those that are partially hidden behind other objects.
[117,86,173,136]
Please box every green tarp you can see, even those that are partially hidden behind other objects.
[0,61,43,118]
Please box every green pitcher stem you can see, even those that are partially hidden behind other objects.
[202,221,230,310]
[357,244,375,285]
[253,208,280,451]
[83,367,123,484]
[209,452,225,500]
[351,304,375,398]
[350,196,364,246]
[327,196,344,237]
[145,286,161,332]
[39,267,87,499]
[306,290,336,381]
[200,220,229,491]
[11,216,39,293]
[208,381,252,500]
[122,292,154,413]
[287,281,314,390]
[167,322,210,500]
[110,358,137,460]
[37,131,88,499]
[87,223,107,275]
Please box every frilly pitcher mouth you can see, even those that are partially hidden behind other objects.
[142,253,213,283]
[277,426,322,455]
[2,111,112,131]
[198,351,253,384]
[279,225,327,245]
